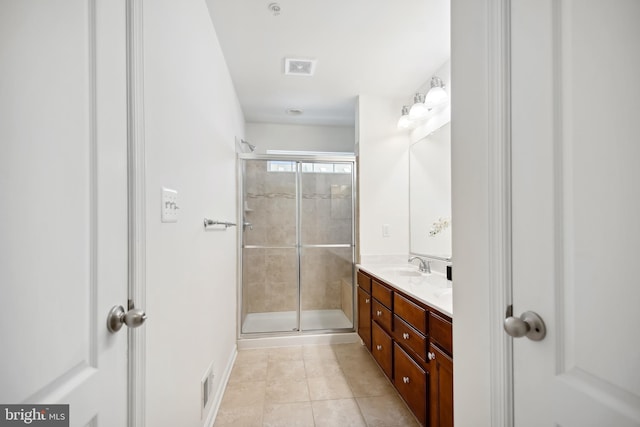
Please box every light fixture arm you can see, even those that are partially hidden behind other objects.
[430,76,445,89]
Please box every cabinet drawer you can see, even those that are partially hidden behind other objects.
[394,315,427,361]
[394,292,427,334]
[372,322,393,379]
[429,312,453,355]
[394,343,427,426]
[372,279,392,309]
[357,270,372,293]
[372,299,392,333]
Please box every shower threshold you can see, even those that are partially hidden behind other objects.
[242,309,352,334]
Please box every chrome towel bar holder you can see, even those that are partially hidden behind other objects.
[204,218,237,230]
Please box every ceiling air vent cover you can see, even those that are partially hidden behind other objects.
[284,58,316,76]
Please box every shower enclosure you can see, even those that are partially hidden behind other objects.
[238,154,356,335]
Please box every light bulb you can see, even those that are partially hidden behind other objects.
[409,93,429,119]
[424,76,448,109]
[397,105,412,130]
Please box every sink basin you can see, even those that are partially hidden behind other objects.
[396,269,424,277]
[380,266,427,277]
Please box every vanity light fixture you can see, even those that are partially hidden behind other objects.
[409,92,429,120]
[424,76,448,109]
[397,105,413,129]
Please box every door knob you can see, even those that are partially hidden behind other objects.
[503,307,546,341]
[107,305,147,333]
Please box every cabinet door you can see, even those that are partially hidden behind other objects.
[357,287,372,350]
[429,343,453,427]
[394,343,427,426]
[372,322,393,379]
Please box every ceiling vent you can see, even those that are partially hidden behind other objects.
[284,58,316,76]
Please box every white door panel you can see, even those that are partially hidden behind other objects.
[511,1,640,426]
[0,1,128,426]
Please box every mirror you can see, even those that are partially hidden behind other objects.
[409,122,452,259]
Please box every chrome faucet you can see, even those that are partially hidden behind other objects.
[408,256,431,274]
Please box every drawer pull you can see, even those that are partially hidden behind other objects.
[402,332,410,340]
[376,345,383,351]
[376,310,383,316]
[428,351,436,361]
[365,298,370,304]
[402,376,410,384]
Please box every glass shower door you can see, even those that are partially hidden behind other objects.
[241,159,298,333]
[299,161,355,331]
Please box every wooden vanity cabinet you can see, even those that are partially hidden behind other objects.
[429,343,453,427]
[357,268,453,427]
[357,271,372,350]
[428,312,453,427]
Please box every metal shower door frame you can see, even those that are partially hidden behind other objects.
[236,153,357,338]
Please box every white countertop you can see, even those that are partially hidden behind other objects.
[357,263,453,318]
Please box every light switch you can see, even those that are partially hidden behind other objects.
[162,187,179,223]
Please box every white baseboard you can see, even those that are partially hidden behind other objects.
[203,345,238,427]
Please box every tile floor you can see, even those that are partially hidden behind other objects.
[214,343,421,427]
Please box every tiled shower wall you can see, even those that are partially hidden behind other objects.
[242,160,353,318]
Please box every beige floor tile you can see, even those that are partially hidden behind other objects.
[312,398,367,427]
[302,345,338,360]
[338,351,380,375]
[265,378,310,403]
[267,359,306,380]
[263,402,315,427]
[307,375,353,400]
[332,342,370,359]
[356,395,421,427]
[304,358,344,378]
[346,370,395,397]
[213,407,262,427]
[219,381,266,408]
[215,381,265,427]
[235,348,268,364]
[267,346,303,361]
[228,359,268,384]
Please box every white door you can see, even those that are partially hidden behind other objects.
[510,0,640,426]
[0,1,130,426]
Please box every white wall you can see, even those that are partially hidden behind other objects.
[357,95,410,259]
[245,122,355,153]
[451,0,492,425]
[143,1,244,426]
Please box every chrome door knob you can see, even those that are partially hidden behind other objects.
[503,310,546,341]
[428,352,435,361]
[107,305,147,333]
[402,333,410,340]
[402,376,410,384]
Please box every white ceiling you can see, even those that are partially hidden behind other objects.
[206,0,450,126]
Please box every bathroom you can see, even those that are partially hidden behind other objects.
[211,0,453,423]
[3,1,638,426]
